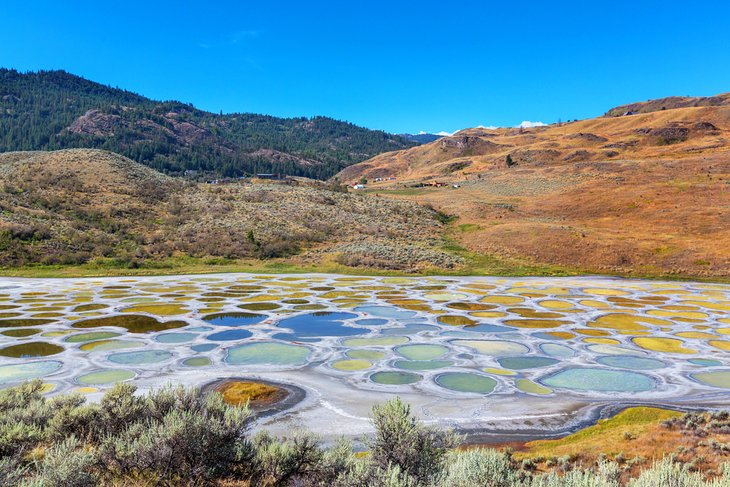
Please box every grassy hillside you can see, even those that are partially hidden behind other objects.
[0,69,416,179]
[336,96,730,279]
[0,149,458,272]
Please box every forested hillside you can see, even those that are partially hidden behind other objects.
[0,69,415,179]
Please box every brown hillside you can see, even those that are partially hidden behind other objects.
[0,149,455,271]
[336,98,730,278]
[605,92,730,117]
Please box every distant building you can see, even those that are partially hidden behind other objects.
[256,173,285,180]
[353,184,366,190]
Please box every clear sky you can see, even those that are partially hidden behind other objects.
[2,1,729,134]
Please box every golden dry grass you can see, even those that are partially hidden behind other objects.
[515,407,730,479]
[337,102,730,278]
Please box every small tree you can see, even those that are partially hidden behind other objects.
[505,154,515,167]
[359,177,368,185]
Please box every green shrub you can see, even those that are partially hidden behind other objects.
[368,397,457,485]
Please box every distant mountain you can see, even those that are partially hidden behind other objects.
[0,69,417,179]
[400,133,444,144]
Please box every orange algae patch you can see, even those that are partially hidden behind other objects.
[646,310,709,320]
[575,328,610,337]
[588,314,671,332]
[75,387,98,394]
[480,295,524,305]
[632,337,697,354]
[215,381,285,408]
[483,367,517,376]
[681,301,730,312]
[578,300,611,309]
[388,299,433,311]
[582,288,630,296]
[538,300,574,310]
[469,311,507,319]
[438,315,477,326]
[708,340,730,351]
[584,337,620,345]
[507,286,571,295]
[507,308,565,319]
[503,319,570,329]
[675,332,715,339]
[121,304,188,316]
[545,331,575,340]
[446,302,496,311]
[659,305,701,311]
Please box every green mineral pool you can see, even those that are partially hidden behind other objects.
[435,372,497,394]
[691,371,730,389]
[72,315,187,333]
[182,357,212,367]
[107,350,173,365]
[77,369,135,385]
[332,359,372,371]
[65,331,122,343]
[226,342,310,366]
[540,368,655,392]
[451,339,529,356]
[0,342,64,358]
[346,350,386,360]
[1,328,41,338]
[79,339,145,352]
[0,361,62,384]
[370,371,421,385]
[596,355,667,370]
[689,359,723,366]
[539,343,575,358]
[342,336,409,347]
[394,360,454,371]
[395,344,449,360]
[497,356,560,370]
[516,379,552,395]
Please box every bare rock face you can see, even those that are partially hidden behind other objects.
[248,149,321,167]
[165,118,211,145]
[566,132,608,143]
[438,136,502,155]
[649,126,690,144]
[563,150,592,162]
[67,109,124,136]
[693,121,719,132]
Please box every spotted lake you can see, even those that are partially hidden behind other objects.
[0,274,728,439]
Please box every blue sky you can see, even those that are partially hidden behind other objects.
[2,1,729,134]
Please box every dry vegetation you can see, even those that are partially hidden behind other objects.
[337,95,730,278]
[1,382,728,486]
[515,407,730,482]
[0,149,458,272]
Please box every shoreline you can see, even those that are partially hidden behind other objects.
[196,376,722,447]
[0,264,727,283]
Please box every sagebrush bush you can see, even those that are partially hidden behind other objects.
[435,448,520,486]
[0,382,729,486]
